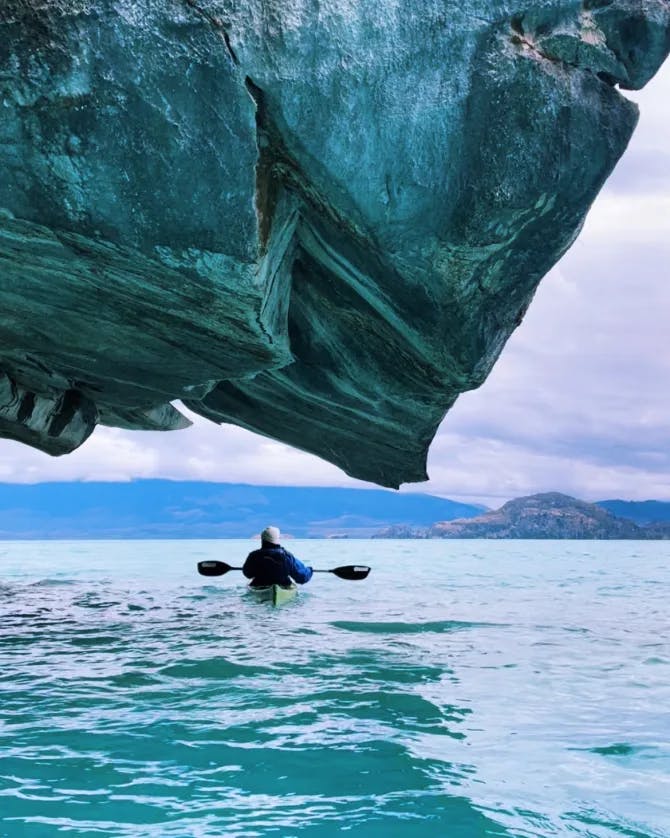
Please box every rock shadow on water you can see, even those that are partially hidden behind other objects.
[302,688,468,739]
[27,578,78,588]
[68,632,126,648]
[72,593,122,610]
[572,742,659,759]
[307,648,447,684]
[107,669,164,688]
[330,619,504,634]
[563,806,665,838]
[158,656,273,681]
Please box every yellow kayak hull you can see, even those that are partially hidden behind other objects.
[251,584,297,606]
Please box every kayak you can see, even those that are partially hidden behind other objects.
[250,584,297,606]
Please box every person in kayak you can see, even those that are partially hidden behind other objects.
[243,526,313,588]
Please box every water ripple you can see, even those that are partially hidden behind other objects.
[1,539,668,836]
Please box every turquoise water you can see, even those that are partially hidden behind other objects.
[1,539,668,837]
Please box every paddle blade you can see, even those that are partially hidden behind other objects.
[329,565,371,581]
[197,560,237,577]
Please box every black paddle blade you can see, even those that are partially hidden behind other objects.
[197,560,238,577]
[330,565,371,580]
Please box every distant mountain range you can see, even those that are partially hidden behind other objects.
[0,482,668,539]
[596,500,670,526]
[0,480,484,539]
[378,493,670,539]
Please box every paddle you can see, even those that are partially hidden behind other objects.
[197,560,370,580]
[313,566,371,580]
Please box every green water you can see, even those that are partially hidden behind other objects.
[1,540,668,836]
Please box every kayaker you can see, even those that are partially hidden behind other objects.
[243,526,313,588]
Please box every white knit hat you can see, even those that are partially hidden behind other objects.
[261,526,280,544]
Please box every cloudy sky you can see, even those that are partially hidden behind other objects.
[1,63,669,508]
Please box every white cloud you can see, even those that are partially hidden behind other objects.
[0,411,373,489]
[0,427,160,483]
[623,68,670,152]
[426,429,670,508]
[582,193,670,241]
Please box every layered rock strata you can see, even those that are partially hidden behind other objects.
[1,1,669,486]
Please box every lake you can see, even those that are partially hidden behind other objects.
[0,539,668,836]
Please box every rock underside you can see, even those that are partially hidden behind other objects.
[1,1,669,487]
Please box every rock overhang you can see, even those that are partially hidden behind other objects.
[0,0,668,487]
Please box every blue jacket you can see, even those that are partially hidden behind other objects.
[243,542,313,588]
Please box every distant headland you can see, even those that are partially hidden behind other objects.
[376,493,670,540]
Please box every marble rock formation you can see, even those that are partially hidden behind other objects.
[1,1,669,487]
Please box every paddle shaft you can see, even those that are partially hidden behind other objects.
[197,560,370,580]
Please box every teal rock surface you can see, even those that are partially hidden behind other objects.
[1,1,669,486]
